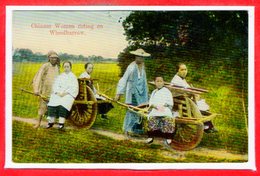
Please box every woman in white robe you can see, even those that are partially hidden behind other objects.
[79,63,113,119]
[171,73,209,111]
[47,61,79,129]
[170,63,217,133]
[170,63,210,111]
[79,62,96,93]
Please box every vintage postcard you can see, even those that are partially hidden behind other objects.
[5,6,255,170]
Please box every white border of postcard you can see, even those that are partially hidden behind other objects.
[5,6,255,170]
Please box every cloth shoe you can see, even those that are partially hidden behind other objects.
[146,138,154,144]
[58,123,64,130]
[164,139,172,145]
[46,123,54,129]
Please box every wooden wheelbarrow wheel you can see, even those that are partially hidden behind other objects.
[170,119,204,151]
[69,86,98,129]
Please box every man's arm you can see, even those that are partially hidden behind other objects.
[114,64,133,101]
[32,63,48,95]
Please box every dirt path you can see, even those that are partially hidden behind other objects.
[12,116,248,161]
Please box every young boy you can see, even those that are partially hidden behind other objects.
[146,76,175,145]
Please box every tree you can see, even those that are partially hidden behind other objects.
[88,55,104,62]
[15,48,33,62]
[78,54,86,62]
[119,11,248,85]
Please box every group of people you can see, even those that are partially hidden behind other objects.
[115,48,217,145]
[32,48,217,145]
[32,51,111,130]
[33,51,79,129]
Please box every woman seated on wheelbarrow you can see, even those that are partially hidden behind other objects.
[170,62,217,133]
[79,62,114,119]
[146,75,175,145]
[46,61,79,129]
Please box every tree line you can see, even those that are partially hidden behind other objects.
[12,48,116,63]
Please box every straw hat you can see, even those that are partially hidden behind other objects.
[130,48,151,57]
[47,50,59,58]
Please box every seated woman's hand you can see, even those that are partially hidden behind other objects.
[151,104,165,112]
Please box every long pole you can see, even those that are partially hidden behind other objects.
[97,92,148,113]
[19,88,49,101]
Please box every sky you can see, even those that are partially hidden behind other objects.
[12,10,131,58]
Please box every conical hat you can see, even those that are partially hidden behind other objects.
[130,48,151,57]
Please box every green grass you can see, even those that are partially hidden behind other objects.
[12,121,181,163]
[199,86,248,153]
[12,62,248,163]
[12,121,246,163]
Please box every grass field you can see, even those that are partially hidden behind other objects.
[12,120,246,163]
[12,62,248,163]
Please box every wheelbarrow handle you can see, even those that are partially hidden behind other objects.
[19,88,49,101]
[97,92,148,113]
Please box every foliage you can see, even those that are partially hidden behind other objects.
[121,11,247,56]
[12,48,115,63]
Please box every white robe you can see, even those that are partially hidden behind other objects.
[78,71,105,100]
[170,74,190,88]
[148,87,173,118]
[79,71,91,79]
[170,74,209,111]
[48,72,79,111]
